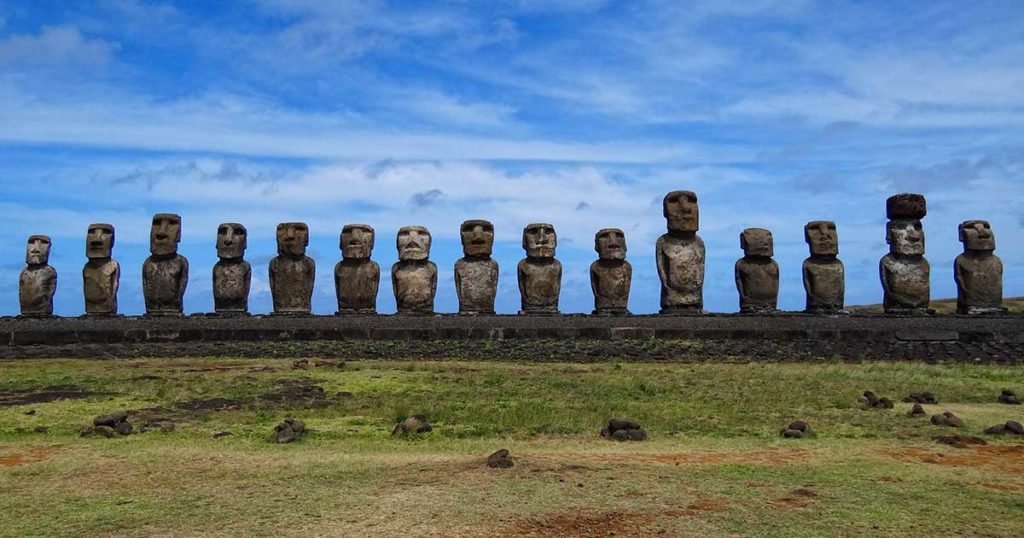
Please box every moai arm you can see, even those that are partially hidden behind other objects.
[655,237,668,286]
[802,260,813,297]
[243,262,252,297]
[590,262,599,300]
[371,262,380,297]
[953,256,965,293]
[517,260,526,296]
[177,257,189,304]
[734,261,745,303]
[769,260,780,296]
[879,259,892,299]
[430,262,438,297]
[111,261,121,302]
[44,268,58,305]
[454,261,464,306]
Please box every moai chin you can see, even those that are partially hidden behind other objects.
[656,190,705,314]
[270,222,315,315]
[879,193,929,314]
[735,228,779,314]
[83,223,119,316]
[335,224,380,314]
[590,228,631,315]
[392,225,437,315]
[517,223,561,315]
[455,219,498,315]
[143,213,188,316]
[213,223,251,315]
[955,220,1005,315]
[802,221,845,313]
[19,235,57,317]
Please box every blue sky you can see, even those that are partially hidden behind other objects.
[1,0,1022,315]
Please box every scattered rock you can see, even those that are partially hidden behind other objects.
[602,418,646,441]
[611,429,629,441]
[934,435,987,448]
[780,421,813,438]
[627,428,647,441]
[861,391,894,409]
[599,427,611,438]
[985,421,1023,436]
[93,411,129,427]
[24,409,36,416]
[782,429,806,439]
[908,403,927,417]
[486,449,514,468]
[212,431,233,439]
[113,421,133,436]
[608,418,641,431]
[392,415,432,435]
[984,424,1008,435]
[931,411,964,428]
[998,389,1021,405]
[904,392,938,405]
[273,418,308,443]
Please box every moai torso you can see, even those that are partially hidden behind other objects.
[19,235,56,317]
[335,259,380,313]
[518,223,561,314]
[455,219,498,315]
[336,224,379,314]
[591,228,631,315]
[955,220,1004,314]
[656,190,704,313]
[455,258,498,314]
[83,223,119,316]
[393,226,436,314]
[214,260,251,313]
[735,228,778,313]
[881,255,929,311]
[271,222,315,314]
[144,214,188,316]
[393,261,438,313]
[802,221,844,313]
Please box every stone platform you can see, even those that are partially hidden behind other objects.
[1,314,1023,361]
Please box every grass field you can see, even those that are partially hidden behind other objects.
[1,358,1023,537]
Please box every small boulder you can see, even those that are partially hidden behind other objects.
[113,421,133,436]
[781,421,812,438]
[877,398,894,409]
[81,425,116,438]
[486,449,514,469]
[212,431,233,439]
[93,411,129,427]
[608,418,641,431]
[782,429,805,439]
[998,390,1021,405]
[611,429,629,441]
[1006,420,1024,435]
[273,418,309,443]
[599,427,611,438]
[984,424,1008,435]
[908,403,926,417]
[944,412,965,428]
[34,426,48,434]
[626,428,647,441]
[930,414,949,426]
[392,415,432,435]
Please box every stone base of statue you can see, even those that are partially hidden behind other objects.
[16,313,56,320]
[145,311,183,318]
[804,306,848,315]
[336,308,376,316]
[211,310,250,317]
[396,308,435,316]
[593,307,630,316]
[884,307,933,316]
[959,306,1007,316]
[458,309,495,316]
[271,310,311,316]
[740,305,777,315]
[519,306,559,316]
[659,306,704,315]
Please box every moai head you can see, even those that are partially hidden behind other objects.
[150,213,182,256]
[663,190,699,233]
[341,224,375,259]
[397,225,431,261]
[276,222,309,257]
[886,193,927,220]
[805,221,838,257]
[740,228,773,257]
[886,219,925,256]
[523,223,557,258]
[460,220,494,258]
[959,220,995,252]
[25,235,51,266]
[595,228,626,261]
[216,223,247,260]
[86,223,115,259]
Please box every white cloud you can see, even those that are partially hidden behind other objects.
[0,25,119,67]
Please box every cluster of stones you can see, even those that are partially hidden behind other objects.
[80,410,174,437]
[998,389,1020,405]
[15,192,1007,317]
[859,391,894,409]
[600,418,647,441]
[984,420,1024,436]
[903,392,938,405]
[930,411,965,428]
[392,415,432,435]
[273,418,307,443]
[780,420,813,438]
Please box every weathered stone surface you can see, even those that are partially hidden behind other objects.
[93,411,129,426]
[591,228,631,315]
[955,220,1004,315]
[802,221,844,313]
[984,424,1008,435]
[487,449,514,468]
[932,411,964,428]
[1006,420,1024,435]
[781,421,812,438]
[998,389,1021,405]
[83,223,120,316]
[455,220,498,315]
[908,403,926,417]
[657,190,705,313]
[81,425,116,438]
[518,223,561,315]
[881,199,929,314]
[19,235,56,317]
[735,228,779,314]
[392,415,432,435]
[213,223,251,314]
[608,418,641,431]
[626,428,647,441]
[393,226,437,315]
[270,222,315,315]
[273,418,307,443]
[335,224,380,314]
[143,214,188,316]
[113,421,133,436]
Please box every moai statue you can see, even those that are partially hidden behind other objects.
[392,226,437,314]
[880,194,929,314]
[955,220,1005,315]
[518,223,561,315]
[335,224,380,314]
[656,190,705,314]
[735,228,779,314]
[213,223,251,315]
[143,213,188,316]
[83,223,119,316]
[270,222,315,315]
[802,221,845,313]
[590,228,631,315]
[455,220,498,315]
[19,235,57,317]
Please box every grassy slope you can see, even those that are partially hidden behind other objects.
[1,359,1022,537]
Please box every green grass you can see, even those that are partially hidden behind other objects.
[1,358,1023,537]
